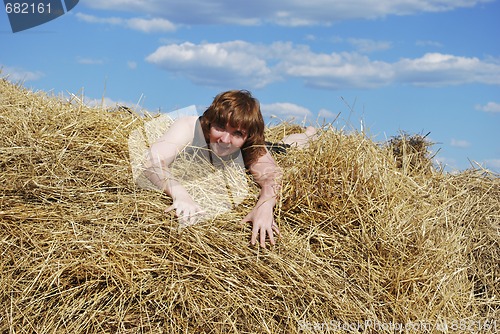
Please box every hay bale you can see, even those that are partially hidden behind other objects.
[1,78,498,333]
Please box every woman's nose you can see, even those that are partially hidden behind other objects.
[220,132,231,143]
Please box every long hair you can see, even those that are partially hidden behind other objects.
[199,90,266,167]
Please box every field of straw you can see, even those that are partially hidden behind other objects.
[1,78,498,333]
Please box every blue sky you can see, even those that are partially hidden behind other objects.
[1,0,499,173]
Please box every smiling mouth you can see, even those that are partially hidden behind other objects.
[211,143,232,154]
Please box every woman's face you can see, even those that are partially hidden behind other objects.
[208,122,248,157]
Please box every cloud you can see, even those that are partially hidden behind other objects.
[76,56,105,65]
[145,41,275,88]
[416,40,443,48]
[127,17,176,33]
[475,102,500,113]
[346,38,392,53]
[395,53,500,86]
[127,61,138,70]
[145,41,500,89]
[76,13,120,25]
[483,159,500,170]
[261,102,312,119]
[278,49,394,89]
[450,138,471,148]
[81,0,495,26]
[434,156,456,165]
[0,65,43,82]
[80,95,139,109]
[318,108,338,119]
[75,12,175,33]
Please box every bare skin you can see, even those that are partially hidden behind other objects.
[282,126,318,148]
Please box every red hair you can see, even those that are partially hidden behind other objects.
[199,90,266,167]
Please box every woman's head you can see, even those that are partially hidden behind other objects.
[200,90,266,166]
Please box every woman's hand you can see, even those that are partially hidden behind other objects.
[241,198,280,248]
[166,193,205,227]
[245,150,282,248]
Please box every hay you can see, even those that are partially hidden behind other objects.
[387,131,435,174]
[1,78,499,333]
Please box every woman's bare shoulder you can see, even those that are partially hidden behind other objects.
[169,115,199,129]
[153,115,200,147]
[173,115,199,129]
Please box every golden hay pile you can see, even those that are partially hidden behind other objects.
[1,78,498,333]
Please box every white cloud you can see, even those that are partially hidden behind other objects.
[318,108,338,119]
[416,40,443,48]
[261,102,312,119]
[127,61,138,70]
[395,53,500,86]
[278,49,395,89]
[145,41,500,89]
[76,12,121,25]
[475,102,500,113]
[347,38,392,53]
[434,156,456,165]
[76,56,105,65]
[434,156,464,173]
[145,41,275,88]
[81,0,495,26]
[81,95,139,110]
[483,159,500,170]
[83,96,120,108]
[75,12,175,33]
[450,138,471,148]
[127,17,176,33]
[1,65,43,82]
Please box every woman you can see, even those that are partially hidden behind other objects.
[143,90,315,248]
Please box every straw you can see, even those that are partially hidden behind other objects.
[1,78,498,333]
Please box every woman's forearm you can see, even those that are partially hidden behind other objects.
[143,153,191,201]
[254,168,282,210]
[257,182,279,205]
[250,152,282,204]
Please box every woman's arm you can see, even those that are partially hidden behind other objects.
[242,151,282,248]
[143,116,203,225]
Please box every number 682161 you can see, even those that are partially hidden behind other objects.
[5,2,52,14]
